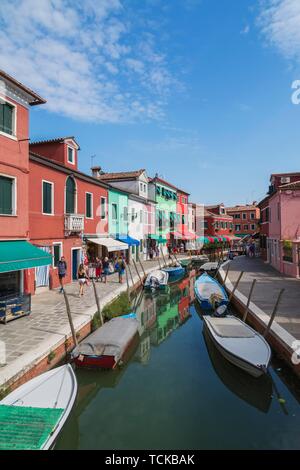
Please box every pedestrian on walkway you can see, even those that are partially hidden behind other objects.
[102,257,110,283]
[116,256,126,284]
[149,247,154,260]
[249,242,255,258]
[155,245,159,258]
[77,264,88,297]
[95,257,102,282]
[57,256,67,293]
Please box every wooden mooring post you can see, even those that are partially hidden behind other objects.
[125,265,130,299]
[263,288,285,338]
[128,263,135,286]
[223,263,230,285]
[242,278,256,322]
[160,245,167,267]
[157,255,162,269]
[137,255,146,279]
[91,278,104,326]
[62,289,78,347]
[132,258,142,284]
[229,271,244,302]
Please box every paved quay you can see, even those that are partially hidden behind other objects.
[0,256,184,389]
[225,255,300,339]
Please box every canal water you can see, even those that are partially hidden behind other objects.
[56,272,300,450]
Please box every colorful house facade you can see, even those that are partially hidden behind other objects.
[268,181,300,278]
[0,70,52,302]
[29,137,110,291]
[225,204,260,238]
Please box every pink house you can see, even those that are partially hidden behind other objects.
[268,181,300,277]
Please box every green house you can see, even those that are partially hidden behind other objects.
[108,187,129,238]
[149,177,178,240]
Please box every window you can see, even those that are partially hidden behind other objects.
[244,224,249,230]
[67,146,75,164]
[242,213,246,220]
[131,208,135,222]
[53,243,62,268]
[234,213,240,219]
[204,220,208,230]
[123,206,128,222]
[42,181,53,215]
[265,207,269,222]
[100,197,106,219]
[144,184,147,192]
[235,225,241,231]
[65,177,76,213]
[182,214,185,225]
[220,207,225,214]
[0,100,15,136]
[140,182,143,192]
[0,174,15,215]
[112,203,118,221]
[182,196,186,204]
[251,224,256,231]
[250,212,255,220]
[85,193,93,218]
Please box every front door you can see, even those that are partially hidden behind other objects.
[72,249,80,280]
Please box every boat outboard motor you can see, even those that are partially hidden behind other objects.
[150,276,160,289]
[214,304,227,317]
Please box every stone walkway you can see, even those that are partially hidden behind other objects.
[0,256,182,387]
[226,256,300,339]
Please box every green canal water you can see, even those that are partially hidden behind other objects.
[56,273,300,450]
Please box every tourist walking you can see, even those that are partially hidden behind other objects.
[167,244,172,260]
[57,256,67,293]
[102,257,110,283]
[149,247,154,260]
[116,256,126,284]
[249,242,255,258]
[95,257,102,282]
[155,245,159,258]
[77,264,88,297]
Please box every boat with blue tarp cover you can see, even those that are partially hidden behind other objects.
[194,272,229,310]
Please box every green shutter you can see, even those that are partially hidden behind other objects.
[43,182,52,214]
[65,177,75,213]
[86,193,92,218]
[0,103,13,135]
[0,176,13,215]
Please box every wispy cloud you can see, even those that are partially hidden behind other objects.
[258,0,300,63]
[0,0,180,123]
[240,25,250,35]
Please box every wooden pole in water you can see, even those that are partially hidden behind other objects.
[157,255,162,269]
[62,289,78,347]
[128,263,134,286]
[243,278,256,322]
[91,278,103,326]
[137,254,146,278]
[125,265,130,298]
[133,258,142,284]
[263,288,285,338]
[229,271,244,302]
[160,245,167,267]
[223,263,230,285]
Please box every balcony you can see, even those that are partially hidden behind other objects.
[64,214,84,235]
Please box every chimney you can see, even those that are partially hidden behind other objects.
[91,166,102,178]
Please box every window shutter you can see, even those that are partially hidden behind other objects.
[0,103,13,135]
[0,176,13,214]
[43,182,52,214]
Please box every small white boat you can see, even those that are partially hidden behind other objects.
[203,315,271,378]
[0,364,77,450]
[200,262,219,272]
[144,270,169,290]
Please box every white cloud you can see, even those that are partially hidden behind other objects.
[240,25,250,35]
[0,0,179,123]
[258,0,300,62]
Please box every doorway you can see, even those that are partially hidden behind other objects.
[72,248,81,281]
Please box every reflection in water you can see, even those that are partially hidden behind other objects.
[57,270,300,450]
[203,327,273,413]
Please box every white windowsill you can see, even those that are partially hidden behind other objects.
[0,130,17,141]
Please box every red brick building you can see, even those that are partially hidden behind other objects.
[225,204,260,238]
[28,138,109,292]
[0,70,52,303]
[204,204,234,238]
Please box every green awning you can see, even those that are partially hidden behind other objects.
[148,234,167,243]
[196,236,210,244]
[0,241,53,273]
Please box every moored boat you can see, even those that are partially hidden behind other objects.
[144,270,169,290]
[0,364,77,450]
[71,316,139,369]
[203,315,271,378]
[194,273,229,310]
[162,265,185,279]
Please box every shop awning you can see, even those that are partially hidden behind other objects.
[196,236,210,245]
[148,234,167,243]
[116,235,140,246]
[0,241,53,274]
[182,231,197,240]
[87,237,128,252]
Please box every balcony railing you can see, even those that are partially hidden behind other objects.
[64,214,84,235]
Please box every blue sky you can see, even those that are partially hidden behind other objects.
[1,0,300,205]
